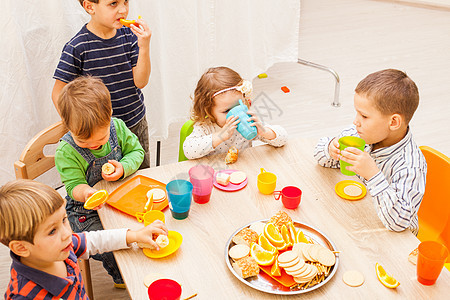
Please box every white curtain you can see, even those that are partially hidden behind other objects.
[0,0,299,185]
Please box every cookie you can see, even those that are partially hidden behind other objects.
[343,185,362,197]
[317,248,336,267]
[228,244,250,261]
[143,273,165,288]
[229,171,247,185]
[147,188,166,203]
[343,270,365,287]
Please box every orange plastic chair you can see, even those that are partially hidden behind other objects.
[14,122,95,299]
[418,146,450,271]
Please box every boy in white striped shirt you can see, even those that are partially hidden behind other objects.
[314,69,427,235]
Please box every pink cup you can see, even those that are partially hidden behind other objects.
[273,186,302,209]
[148,279,182,300]
[189,164,214,204]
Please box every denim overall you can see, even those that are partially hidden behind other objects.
[61,120,124,284]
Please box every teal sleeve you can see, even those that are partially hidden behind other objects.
[55,142,90,199]
[113,118,145,177]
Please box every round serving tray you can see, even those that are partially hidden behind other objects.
[225,219,339,295]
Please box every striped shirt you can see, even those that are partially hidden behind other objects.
[5,233,88,300]
[53,25,145,128]
[314,125,427,235]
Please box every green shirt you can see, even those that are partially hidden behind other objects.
[55,118,144,199]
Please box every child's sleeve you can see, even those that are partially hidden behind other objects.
[258,124,288,147]
[53,42,82,83]
[55,142,90,199]
[78,229,130,259]
[183,124,215,159]
[115,118,145,177]
[366,166,426,234]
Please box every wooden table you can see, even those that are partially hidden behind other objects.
[96,138,450,299]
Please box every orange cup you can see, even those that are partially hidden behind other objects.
[417,241,449,285]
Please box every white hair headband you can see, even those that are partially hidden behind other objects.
[212,80,253,98]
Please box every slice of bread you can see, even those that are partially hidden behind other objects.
[232,256,260,279]
[232,228,258,247]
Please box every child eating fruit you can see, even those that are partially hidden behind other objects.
[183,66,288,160]
[55,76,145,287]
[0,179,168,299]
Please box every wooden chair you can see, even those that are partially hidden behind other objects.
[178,119,194,162]
[418,146,450,271]
[14,121,95,299]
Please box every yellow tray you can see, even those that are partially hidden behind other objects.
[107,175,168,216]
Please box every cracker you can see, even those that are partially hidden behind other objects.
[229,171,247,185]
[278,250,299,265]
[342,270,365,287]
[147,188,166,203]
[317,248,336,267]
[308,244,323,262]
[143,273,165,288]
[301,244,314,262]
[228,244,250,261]
[284,258,305,273]
[343,185,362,197]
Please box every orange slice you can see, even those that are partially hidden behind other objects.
[280,224,293,246]
[250,243,275,266]
[270,255,281,276]
[120,19,137,27]
[288,222,296,243]
[296,230,309,244]
[375,263,400,288]
[264,223,285,247]
[258,234,277,254]
[84,189,108,209]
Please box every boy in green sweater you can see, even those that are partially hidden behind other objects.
[55,75,144,287]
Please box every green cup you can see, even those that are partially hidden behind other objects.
[338,136,365,176]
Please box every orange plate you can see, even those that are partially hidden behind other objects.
[106,175,168,216]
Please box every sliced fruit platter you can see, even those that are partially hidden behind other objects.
[225,211,339,295]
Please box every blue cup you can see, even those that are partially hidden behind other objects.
[166,180,193,220]
[226,99,257,140]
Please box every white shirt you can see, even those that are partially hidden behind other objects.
[79,228,130,259]
[314,125,427,235]
[183,122,288,160]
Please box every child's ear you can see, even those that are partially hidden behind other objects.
[9,240,31,257]
[83,0,95,15]
[389,113,403,130]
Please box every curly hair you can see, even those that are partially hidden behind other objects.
[191,67,244,125]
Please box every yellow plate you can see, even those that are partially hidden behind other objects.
[334,180,367,201]
[143,231,182,258]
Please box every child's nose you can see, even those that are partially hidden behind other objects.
[118,4,128,14]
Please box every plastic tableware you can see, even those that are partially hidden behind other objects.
[273,186,302,209]
[136,210,166,226]
[226,99,257,140]
[334,180,367,201]
[213,169,248,192]
[417,241,449,285]
[148,278,182,300]
[143,231,183,259]
[189,164,214,204]
[166,180,193,220]
[257,168,277,194]
[338,136,365,176]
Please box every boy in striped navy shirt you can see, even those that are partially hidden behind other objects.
[314,69,427,235]
[1,180,168,300]
[52,0,152,169]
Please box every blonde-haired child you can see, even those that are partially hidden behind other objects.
[55,75,144,287]
[183,66,287,159]
[314,69,427,235]
[0,179,167,299]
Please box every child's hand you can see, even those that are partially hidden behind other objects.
[339,147,379,180]
[127,220,168,251]
[328,138,341,160]
[130,18,152,49]
[102,160,124,181]
[212,115,239,148]
[248,111,276,140]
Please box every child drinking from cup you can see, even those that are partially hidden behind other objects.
[314,69,427,235]
[183,66,288,159]
[0,179,167,299]
[55,76,144,287]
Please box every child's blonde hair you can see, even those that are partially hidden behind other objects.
[58,76,112,140]
[192,67,245,124]
[355,69,419,124]
[0,180,65,246]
